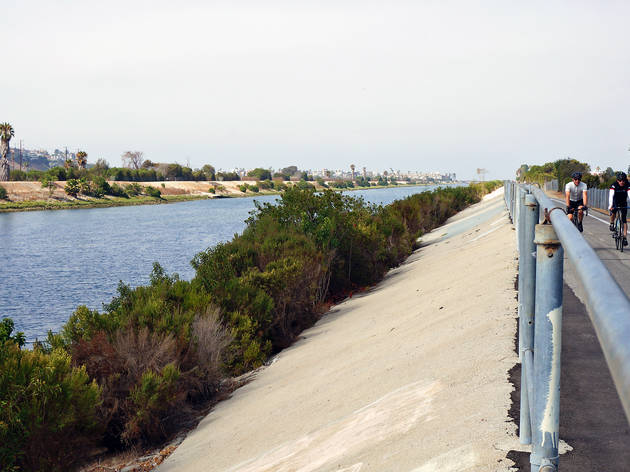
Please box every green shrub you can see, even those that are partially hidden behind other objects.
[144,185,162,198]
[52,264,230,447]
[109,183,128,197]
[249,185,259,193]
[296,180,314,190]
[123,362,181,444]
[0,318,25,347]
[93,176,112,196]
[64,179,80,197]
[238,184,249,193]
[124,183,142,197]
[0,343,101,471]
[208,187,215,194]
[41,182,502,456]
[0,185,7,200]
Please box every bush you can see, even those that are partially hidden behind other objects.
[124,183,142,197]
[238,184,249,193]
[40,182,502,457]
[64,179,81,197]
[144,185,162,198]
[52,264,229,447]
[0,318,25,347]
[208,187,215,194]
[109,183,128,197]
[0,343,101,471]
[93,176,112,196]
[0,185,7,200]
[124,363,181,443]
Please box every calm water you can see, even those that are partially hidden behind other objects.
[0,185,442,341]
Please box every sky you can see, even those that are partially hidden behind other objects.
[3,0,630,180]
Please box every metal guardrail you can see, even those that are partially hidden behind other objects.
[504,181,630,472]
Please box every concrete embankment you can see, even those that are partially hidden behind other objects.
[159,188,521,472]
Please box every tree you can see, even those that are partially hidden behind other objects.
[247,168,272,180]
[350,164,355,180]
[0,122,15,181]
[94,158,109,176]
[202,164,216,180]
[76,151,88,169]
[121,151,145,169]
[280,166,298,176]
[553,158,590,190]
[64,158,74,170]
[604,167,615,179]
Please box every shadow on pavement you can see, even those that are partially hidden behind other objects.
[508,283,630,470]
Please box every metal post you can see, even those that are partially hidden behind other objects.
[516,186,523,358]
[511,183,516,221]
[519,194,539,445]
[531,223,563,472]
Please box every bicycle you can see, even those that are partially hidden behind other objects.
[569,205,588,232]
[610,207,629,252]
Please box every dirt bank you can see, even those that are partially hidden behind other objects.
[0,180,275,202]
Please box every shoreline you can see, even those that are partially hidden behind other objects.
[0,181,452,213]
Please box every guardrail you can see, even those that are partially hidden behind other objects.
[504,181,630,472]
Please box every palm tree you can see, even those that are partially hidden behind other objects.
[0,123,15,181]
[76,151,88,169]
[64,158,74,170]
[350,164,355,181]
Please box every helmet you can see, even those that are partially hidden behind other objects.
[616,172,627,181]
[571,172,582,180]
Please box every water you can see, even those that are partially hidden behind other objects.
[0,185,442,341]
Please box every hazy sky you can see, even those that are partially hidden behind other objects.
[4,0,630,179]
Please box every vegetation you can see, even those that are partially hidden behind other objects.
[0,318,101,471]
[0,185,7,200]
[518,158,624,189]
[0,123,15,181]
[1,181,501,469]
[76,151,88,169]
[246,168,272,180]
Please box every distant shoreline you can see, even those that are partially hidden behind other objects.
[0,181,457,213]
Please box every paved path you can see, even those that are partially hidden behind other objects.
[508,194,630,471]
[159,189,521,472]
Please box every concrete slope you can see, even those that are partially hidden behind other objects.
[159,189,520,472]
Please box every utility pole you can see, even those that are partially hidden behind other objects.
[476,168,488,182]
[19,140,23,171]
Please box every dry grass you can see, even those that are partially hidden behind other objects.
[113,328,178,382]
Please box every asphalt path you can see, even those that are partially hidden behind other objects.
[509,195,630,471]
[547,196,630,296]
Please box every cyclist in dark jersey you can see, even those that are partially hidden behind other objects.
[609,172,630,246]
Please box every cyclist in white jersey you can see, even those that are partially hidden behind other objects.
[565,171,588,232]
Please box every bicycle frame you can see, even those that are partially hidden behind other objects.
[570,205,587,228]
[610,206,629,252]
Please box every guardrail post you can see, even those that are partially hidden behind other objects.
[519,193,539,445]
[514,185,525,361]
[531,223,563,472]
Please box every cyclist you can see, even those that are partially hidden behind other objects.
[609,171,630,246]
[565,171,588,232]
